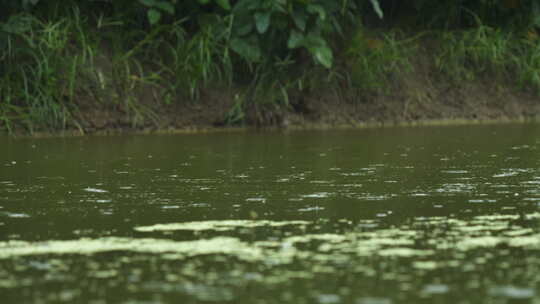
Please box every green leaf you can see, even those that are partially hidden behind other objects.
[233,14,254,36]
[534,15,540,27]
[233,0,258,12]
[154,1,175,14]
[292,11,307,31]
[312,45,333,68]
[302,33,326,49]
[147,9,162,25]
[307,4,326,20]
[287,30,304,49]
[254,12,271,34]
[198,13,220,28]
[198,0,210,4]
[412,0,428,11]
[139,0,157,7]
[370,0,384,19]
[1,15,34,34]
[216,0,232,10]
[230,37,261,62]
[21,0,39,10]
[533,2,540,27]
[26,0,40,5]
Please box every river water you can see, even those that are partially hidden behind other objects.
[1,124,540,304]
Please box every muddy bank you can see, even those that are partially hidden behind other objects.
[67,58,540,136]
[5,44,540,137]
[14,86,540,137]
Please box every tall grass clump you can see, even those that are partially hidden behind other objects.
[159,17,233,102]
[435,25,514,83]
[435,23,540,93]
[0,8,97,132]
[343,30,415,93]
[104,24,172,127]
[511,36,540,94]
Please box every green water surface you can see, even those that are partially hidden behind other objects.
[1,124,540,303]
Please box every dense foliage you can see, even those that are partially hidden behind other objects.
[1,0,540,132]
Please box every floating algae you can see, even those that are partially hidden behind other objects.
[0,237,265,261]
[2,213,540,304]
[134,220,310,232]
[2,212,540,281]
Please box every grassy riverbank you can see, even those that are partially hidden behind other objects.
[1,1,540,135]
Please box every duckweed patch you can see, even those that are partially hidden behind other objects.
[2,213,540,263]
[0,237,265,261]
[134,220,311,232]
[2,212,540,303]
[0,214,540,303]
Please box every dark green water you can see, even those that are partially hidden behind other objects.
[1,124,540,304]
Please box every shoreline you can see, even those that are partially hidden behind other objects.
[5,116,538,139]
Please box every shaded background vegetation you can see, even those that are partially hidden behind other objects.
[1,0,540,133]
